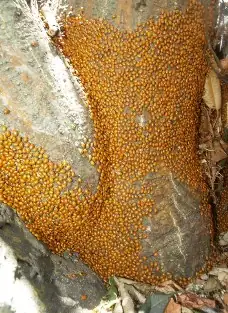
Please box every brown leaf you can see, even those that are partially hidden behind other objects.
[203,69,221,110]
[155,280,183,293]
[221,58,228,71]
[211,141,228,163]
[209,268,228,288]
[177,293,216,309]
[204,277,222,292]
[223,292,228,305]
[164,298,181,313]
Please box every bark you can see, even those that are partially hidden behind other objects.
[57,0,213,277]
[0,0,98,190]
[65,0,211,29]
[0,0,214,282]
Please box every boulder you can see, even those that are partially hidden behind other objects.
[0,203,106,313]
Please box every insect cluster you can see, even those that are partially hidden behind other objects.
[0,0,219,285]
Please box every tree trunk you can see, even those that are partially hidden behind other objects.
[0,0,216,285]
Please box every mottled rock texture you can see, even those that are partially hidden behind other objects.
[0,203,106,313]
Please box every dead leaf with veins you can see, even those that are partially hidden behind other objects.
[176,293,216,309]
[164,298,182,313]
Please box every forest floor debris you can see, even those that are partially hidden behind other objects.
[93,249,228,313]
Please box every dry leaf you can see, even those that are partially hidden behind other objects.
[221,58,228,71]
[204,277,222,292]
[203,69,221,110]
[209,267,228,276]
[155,280,183,294]
[209,267,228,287]
[114,277,135,313]
[139,293,172,313]
[177,293,216,309]
[117,277,155,296]
[223,293,228,305]
[165,298,182,313]
[125,285,146,304]
[223,232,228,243]
[218,272,228,287]
[113,299,124,313]
[181,307,193,313]
[211,141,228,163]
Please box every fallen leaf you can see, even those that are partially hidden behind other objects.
[177,293,215,309]
[219,239,228,246]
[165,298,181,313]
[125,285,146,304]
[218,272,228,287]
[223,232,228,243]
[200,308,220,313]
[223,292,228,305]
[139,293,172,313]
[209,268,228,288]
[117,277,155,296]
[182,307,193,313]
[107,277,118,301]
[204,277,222,292]
[221,58,228,71]
[114,277,135,313]
[113,299,124,313]
[203,69,221,110]
[155,280,183,294]
[209,267,228,276]
[211,141,228,163]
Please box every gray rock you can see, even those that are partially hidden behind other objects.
[0,0,98,192]
[0,204,106,313]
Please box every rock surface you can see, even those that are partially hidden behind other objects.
[0,203,106,313]
[0,0,98,191]
[0,0,213,283]
[0,2,106,310]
